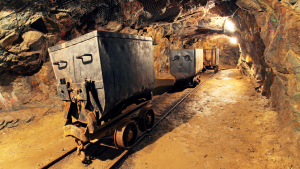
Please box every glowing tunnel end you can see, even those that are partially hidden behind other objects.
[230,37,237,44]
[224,19,235,32]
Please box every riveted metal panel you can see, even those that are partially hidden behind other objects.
[216,48,219,65]
[170,49,195,80]
[195,49,203,74]
[57,84,70,101]
[49,44,76,84]
[71,37,103,83]
[98,37,155,113]
[203,49,219,67]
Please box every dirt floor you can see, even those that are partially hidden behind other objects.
[0,69,299,169]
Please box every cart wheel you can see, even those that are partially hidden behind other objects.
[192,76,199,87]
[197,77,201,83]
[138,107,155,132]
[214,66,219,73]
[114,118,138,149]
[193,80,199,87]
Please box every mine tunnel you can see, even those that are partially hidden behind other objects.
[0,0,299,168]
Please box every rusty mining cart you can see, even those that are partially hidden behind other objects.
[48,31,155,161]
[203,48,219,73]
[170,48,220,87]
[170,49,204,87]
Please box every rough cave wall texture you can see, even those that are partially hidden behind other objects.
[0,0,299,132]
[235,0,300,131]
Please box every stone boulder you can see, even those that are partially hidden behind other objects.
[20,31,44,51]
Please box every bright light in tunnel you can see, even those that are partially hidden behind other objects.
[230,37,237,44]
[224,19,235,32]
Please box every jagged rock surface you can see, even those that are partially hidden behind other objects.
[235,0,300,130]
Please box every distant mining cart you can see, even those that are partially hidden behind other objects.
[48,31,155,161]
[170,49,204,87]
[203,48,219,73]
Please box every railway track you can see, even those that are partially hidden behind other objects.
[40,73,215,169]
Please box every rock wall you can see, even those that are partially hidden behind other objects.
[235,0,300,130]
